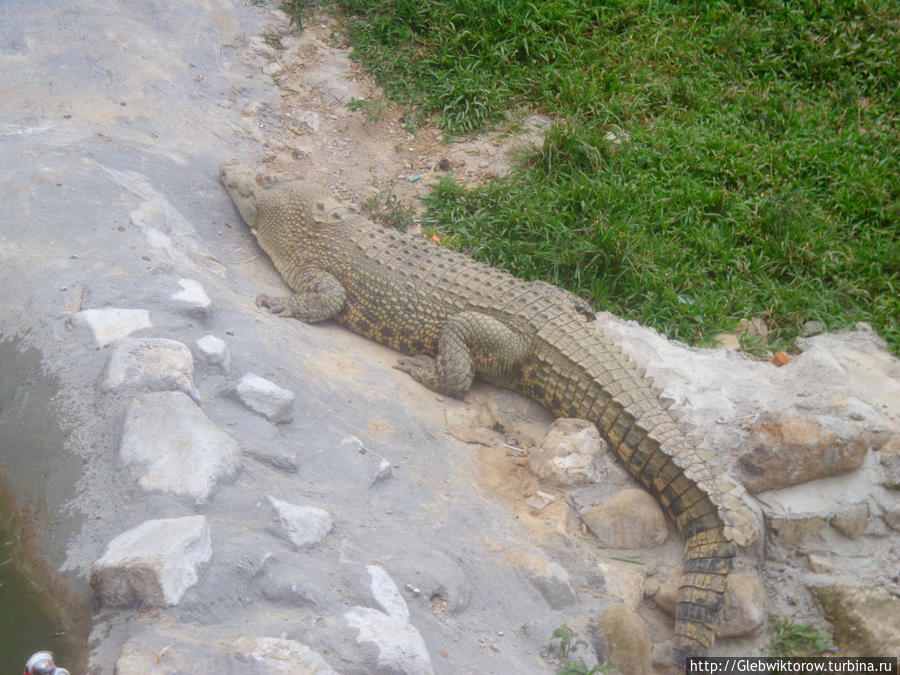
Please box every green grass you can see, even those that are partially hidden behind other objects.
[333,0,899,352]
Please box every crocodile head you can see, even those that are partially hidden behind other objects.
[219,158,267,233]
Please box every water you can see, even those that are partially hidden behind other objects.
[0,339,86,672]
[0,491,82,671]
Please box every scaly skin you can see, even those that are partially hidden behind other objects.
[220,159,737,664]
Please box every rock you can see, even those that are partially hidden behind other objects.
[70,307,152,344]
[337,435,394,487]
[802,320,825,336]
[830,502,868,538]
[343,607,433,675]
[514,555,576,610]
[884,505,900,531]
[769,515,828,544]
[115,630,337,674]
[880,435,900,488]
[813,586,900,655]
[524,490,556,511]
[529,418,606,486]
[737,412,868,492]
[753,451,880,544]
[597,562,645,609]
[581,489,668,548]
[651,567,765,638]
[245,445,299,473]
[267,495,333,549]
[195,334,231,373]
[236,373,295,424]
[100,337,200,401]
[230,636,338,674]
[262,62,284,76]
[713,333,741,350]
[254,555,326,608]
[444,396,505,446]
[808,554,832,574]
[771,350,791,367]
[367,564,410,623]
[170,278,211,315]
[91,515,211,607]
[120,391,241,503]
[592,604,653,675]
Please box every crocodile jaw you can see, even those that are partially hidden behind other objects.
[219,159,261,233]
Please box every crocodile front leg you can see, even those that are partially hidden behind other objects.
[395,311,528,397]
[256,267,346,322]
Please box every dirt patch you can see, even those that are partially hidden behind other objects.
[233,11,550,224]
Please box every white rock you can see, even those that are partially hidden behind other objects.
[91,515,211,607]
[71,308,152,344]
[528,418,606,486]
[267,496,333,549]
[195,334,231,373]
[262,62,284,76]
[170,278,211,313]
[367,564,410,623]
[236,373,295,424]
[343,607,433,675]
[100,337,199,401]
[230,636,338,674]
[120,392,241,503]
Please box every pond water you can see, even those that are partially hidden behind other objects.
[0,339,87,672]
[0,501,80,671]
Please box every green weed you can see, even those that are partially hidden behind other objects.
[333,0,899,353]
[361,183,418,232]
[552,625,612,675]
[262,31,284,49]
[346,97,387,123]
[768,614,832,657]
[280,0,318,28]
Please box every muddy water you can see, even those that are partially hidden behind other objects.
[0,339,89,672]
[0,491,80,669]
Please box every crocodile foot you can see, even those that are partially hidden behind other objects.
[255,294,292,316]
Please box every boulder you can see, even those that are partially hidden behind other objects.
[738,412,868,492]
[528,418,606,486]
[91,515,211,607]
[120,391,241,503]
[267,495,333,550]
[236,372,295,424]
[100,337,199,401]
[581,489,668,548]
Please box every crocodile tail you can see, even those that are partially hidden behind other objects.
[674,526,736,666]
[598,399,736,664]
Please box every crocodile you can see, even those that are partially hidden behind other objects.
[220,158,737,665]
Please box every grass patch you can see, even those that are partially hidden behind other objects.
[334,0,899,352]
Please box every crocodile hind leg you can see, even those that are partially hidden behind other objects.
[256,267,346,322]
[395,311,528,398]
